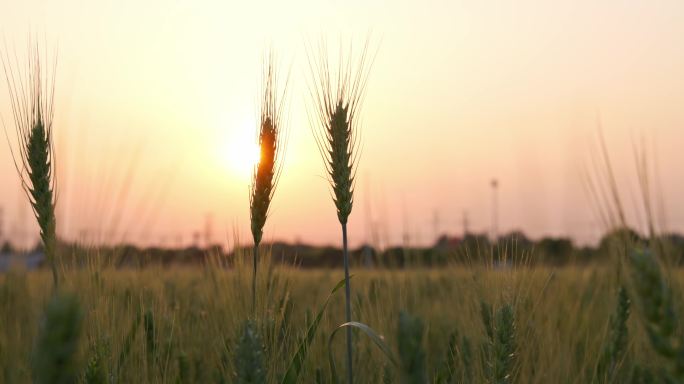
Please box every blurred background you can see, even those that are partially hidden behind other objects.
[0,0,683,252]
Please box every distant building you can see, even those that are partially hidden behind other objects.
[434,234,462,250]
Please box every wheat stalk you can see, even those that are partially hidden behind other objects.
[482,302,517,384]
[397,311,427,384]
[628,248,684,381]
[1,44,59,288]
[596,286,631,382]
[249,54,287,314]
[235,320,267,383]
[308,40,374,384]
[32,293,83,384]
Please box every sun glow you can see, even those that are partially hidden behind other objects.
[221,123,261,180]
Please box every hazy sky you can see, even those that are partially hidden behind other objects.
[0,0,683,249]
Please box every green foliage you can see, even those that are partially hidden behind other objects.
[176,351,191,384]
[382,364,394,384]
[32,293,83,384]
[143,308,157,364]
[630,364,656,384]
[596,286,631,382]
[397,311,427,384]
[84,338,110,384]
[628,248,684,381]
[435,331,458,383]
[315,367,326,384]
[480,301,494,341]
[483,303,516,384]
[282,277,348,384]
[460,335,474,382]
[434,330,474,384]
[235,320,267,383]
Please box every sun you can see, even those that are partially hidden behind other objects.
[220,124,261,180]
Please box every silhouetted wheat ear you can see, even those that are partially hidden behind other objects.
[250,116,276,245]
[250,56,286,244]
[2,47,59,288]
[249,55,287,314]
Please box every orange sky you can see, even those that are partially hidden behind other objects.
[1,0,683,249]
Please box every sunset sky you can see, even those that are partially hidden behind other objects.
[0,0,683,249]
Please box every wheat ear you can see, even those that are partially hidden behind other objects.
[2,45,59,288]
[249,54,287,314]
[308,40,374,384]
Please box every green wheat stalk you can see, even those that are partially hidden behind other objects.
[83,337,110,384]
[482,303,517,384]
[397,311,427,384]
[596,286,631,382]
[249,54,287,315]
[1,45,59,288]
[234,320,267,383]
[628,248,684,381]
[32,293,83,384]
[308,40,374,384]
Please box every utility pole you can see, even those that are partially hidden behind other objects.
[491,179,499,242]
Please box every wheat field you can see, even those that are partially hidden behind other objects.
[0,243,682,383]
[1,25,683,384]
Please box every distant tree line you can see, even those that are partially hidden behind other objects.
[2,227,683,269]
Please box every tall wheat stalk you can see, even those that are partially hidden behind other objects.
[1,46,59,288]
[309,41,373,384]
[250,55,286,314]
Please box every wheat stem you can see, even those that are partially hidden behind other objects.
[342,223,353,384]
[252,243,258,314]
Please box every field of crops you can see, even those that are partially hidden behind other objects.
[0,244,682,383]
